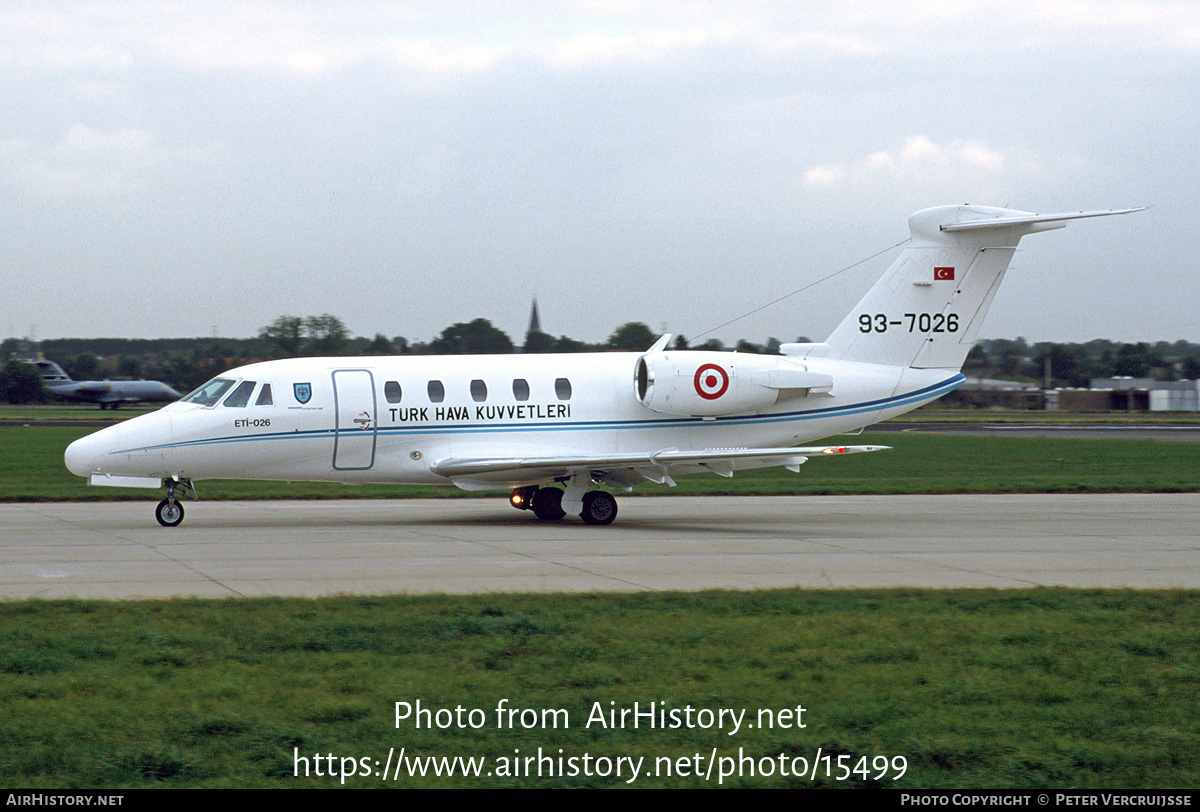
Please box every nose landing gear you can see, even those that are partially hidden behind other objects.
[155,478,195,527]
[155,499,184,527]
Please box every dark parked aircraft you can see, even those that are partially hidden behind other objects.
[30,359,181,410]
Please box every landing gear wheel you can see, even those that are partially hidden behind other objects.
[530,487,565,521]
[581,490,618,526]
[155,499,185,527]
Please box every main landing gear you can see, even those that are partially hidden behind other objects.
[510,483,619,526]
[155,478,195,527]
[580,490,618,525]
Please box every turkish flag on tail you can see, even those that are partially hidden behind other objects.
[934,266,955,280]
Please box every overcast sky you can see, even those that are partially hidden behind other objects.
[3,1,1196,347]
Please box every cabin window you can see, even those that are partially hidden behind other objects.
[385,381,402,403]
[470,379,487,402]
[222,380,257,408]
[427,380,445,403]
[555,377,572,401]
[182,377,235,407]
[512,378,530,401]
[255,383,274,406]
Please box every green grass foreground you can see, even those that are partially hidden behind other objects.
[1,590,1197,788]
[3,426,1200,501]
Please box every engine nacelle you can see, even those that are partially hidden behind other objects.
[634,351,833,417]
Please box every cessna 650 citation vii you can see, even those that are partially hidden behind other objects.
[64,204,1142,526]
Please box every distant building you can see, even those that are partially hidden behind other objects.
[937,376,1200,412]
[1053,388,1147,412]
[941,378,1044,410]
[1090,378,1200,411]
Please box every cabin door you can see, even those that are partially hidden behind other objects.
[332,369,377,470]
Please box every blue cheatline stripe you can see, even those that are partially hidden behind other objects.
[115,374,964,455]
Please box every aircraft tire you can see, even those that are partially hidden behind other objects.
[580,491,618,526]
[155,499,185,527]
[530,487,565,521]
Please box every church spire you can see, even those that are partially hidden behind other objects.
[526,297,542,338]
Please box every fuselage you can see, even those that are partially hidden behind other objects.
[64,352,961,488]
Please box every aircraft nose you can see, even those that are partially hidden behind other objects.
[64,411,177,478]
[65,432,104,477]
[64,424,125,477]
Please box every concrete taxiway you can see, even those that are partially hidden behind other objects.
[3,494,1197,599]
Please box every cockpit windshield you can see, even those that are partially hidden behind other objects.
[221,380,257,408]
[181,377,236,407]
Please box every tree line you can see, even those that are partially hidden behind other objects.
[2,315,1198,404]
[964,338,1200,388]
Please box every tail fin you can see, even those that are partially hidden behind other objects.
[821,205,1145,370]
[34,360,73,383]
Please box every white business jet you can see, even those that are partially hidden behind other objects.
[64,204,1142,526]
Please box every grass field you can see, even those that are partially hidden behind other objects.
[0,404,160,422]
[888,408,1200,424]
[2,590,1198,788]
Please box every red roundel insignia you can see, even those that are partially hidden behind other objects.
[694,363,729,400]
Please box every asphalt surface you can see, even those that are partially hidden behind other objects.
[3,494,1197,599]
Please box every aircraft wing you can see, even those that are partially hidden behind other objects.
[431,445,888,490]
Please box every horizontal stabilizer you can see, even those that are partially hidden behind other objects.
[940,207,1147,233]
